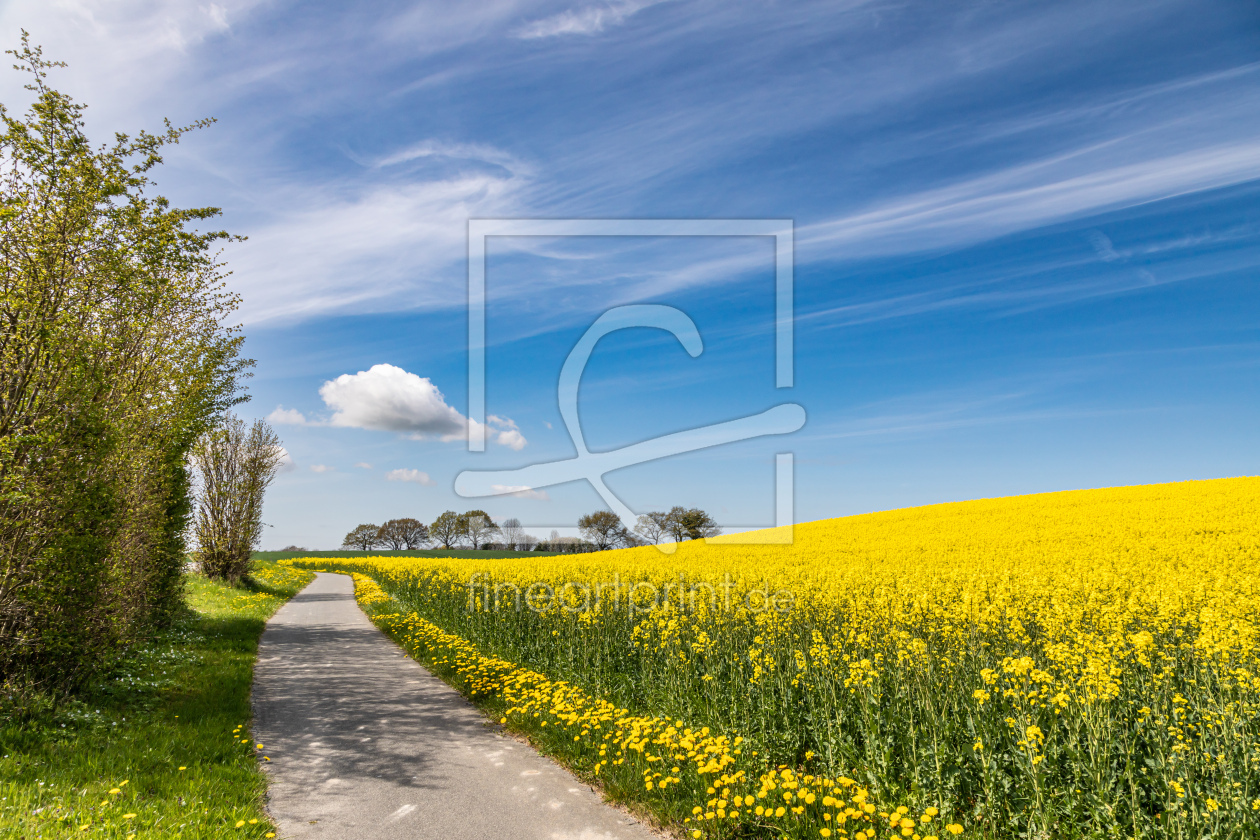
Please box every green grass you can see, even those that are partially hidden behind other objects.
[252,548,558,561]
[0,560,313,839]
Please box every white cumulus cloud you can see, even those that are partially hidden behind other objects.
[495,428,527,451]
[309,464,334,473]
[489,484,550,501]
[354,462,373,469]
[386,468,436,485]
[267,406,310,425]
[485,414,527,451]
[318,364,526,448]
[276,447,296,473]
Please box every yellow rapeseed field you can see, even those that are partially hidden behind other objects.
[289,477,1260,839]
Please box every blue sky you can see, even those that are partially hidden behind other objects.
[6,0,1258,547]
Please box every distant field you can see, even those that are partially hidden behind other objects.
[289,477,1260,840]
[253,548,559,561]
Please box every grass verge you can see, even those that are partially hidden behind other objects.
[0,561,313,839]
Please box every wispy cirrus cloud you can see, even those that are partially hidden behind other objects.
[14,0,1256,329]
[798,140,1260,260]
[229,170,527,324]
[515,1,666,39]
[370,139,532,173]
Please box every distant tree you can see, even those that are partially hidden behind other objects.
[549,536,596,554]
[665,506,721,542]
[664,507,689,543]
[192,416,286,584]
[279,545,307,552]
[378,517,428,550]
[578,510,630,550]
[520,533,539,551]
[634,512,671,545]
[399,518,429,549]
[376,520,405,550]
[460,510,499,550]
[342,524,381,551]
[430,511,464,549]
[500,517,526,550]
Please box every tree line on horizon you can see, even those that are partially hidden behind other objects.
[336,506,720,554]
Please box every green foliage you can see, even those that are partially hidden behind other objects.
[0,561,313,838]
[429,510,464,549]
[341,523,382,551]
[577,509,631,550]
[664,506,721,541]
[458,509,498,549]
[0,35,248,697]
[377,517,429,549]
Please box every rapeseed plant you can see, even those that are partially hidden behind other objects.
[290,477,1260,839]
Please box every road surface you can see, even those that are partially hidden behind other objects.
[252,572,659,840]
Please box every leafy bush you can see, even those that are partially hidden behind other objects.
[0,37,247,699]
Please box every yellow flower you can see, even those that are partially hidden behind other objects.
[286,478,1259,840]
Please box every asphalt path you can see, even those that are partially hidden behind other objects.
[252,572,660,840]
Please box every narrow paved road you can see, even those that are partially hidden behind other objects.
[252,572,659,840]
